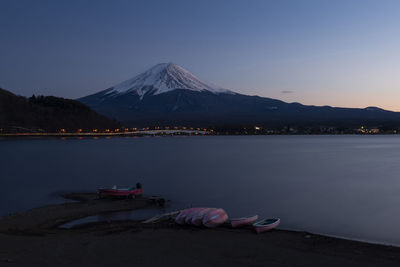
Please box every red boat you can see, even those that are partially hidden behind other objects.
[98,183,143,198]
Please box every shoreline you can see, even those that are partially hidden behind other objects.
[0,193,156,232]
[0,129,208,138]
[1,193,400,266]
[0,133,398,142]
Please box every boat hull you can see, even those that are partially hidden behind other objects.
[202,208,228,228]
[98,188,143,197]
[185,208,204,224]
[192,208,213,226]
[253,218,280,234]
[175,208,196,225]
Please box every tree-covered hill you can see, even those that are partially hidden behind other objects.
[0,88,120,132]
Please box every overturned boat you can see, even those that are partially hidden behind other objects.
[191,208,213,226]
[174,207,228,227]
[202,208,228,228]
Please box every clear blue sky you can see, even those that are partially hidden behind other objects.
[1,0,400,110]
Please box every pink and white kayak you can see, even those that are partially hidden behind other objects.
[202,208,228,228]
[184,208,204,224]
[191,208,213,226]
[230,215,259,228]
[253,218,280,234]
[175,208,196,225]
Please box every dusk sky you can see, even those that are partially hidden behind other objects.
[1,0,400,110]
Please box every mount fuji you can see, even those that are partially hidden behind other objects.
[101,63,233,99]
[78,63,400,127]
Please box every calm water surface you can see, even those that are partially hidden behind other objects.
[2,135,400,245]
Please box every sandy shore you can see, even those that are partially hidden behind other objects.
[0,193,399,266]
[0,193,151,233]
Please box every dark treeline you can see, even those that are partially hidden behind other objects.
[0,88,120,133]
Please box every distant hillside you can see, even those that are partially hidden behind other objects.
[0,88,120,132]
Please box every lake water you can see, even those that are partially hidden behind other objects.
[2,135,400,245]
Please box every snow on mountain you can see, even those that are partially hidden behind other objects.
[107,63,233,99]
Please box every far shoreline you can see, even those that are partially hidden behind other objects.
[0,132,398,139]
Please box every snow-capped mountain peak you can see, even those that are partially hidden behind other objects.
[108,63,232,99]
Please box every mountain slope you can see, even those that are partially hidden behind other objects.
[95,63,231,101]
[79,63,400,127]
[0,88,120,132]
